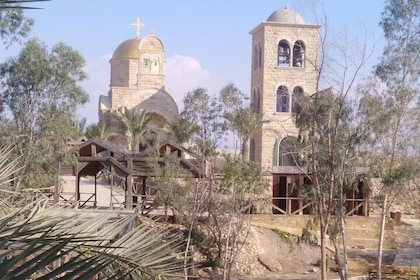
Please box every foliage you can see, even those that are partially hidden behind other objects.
[0,145,21,188]
[0,145,22,215]
[219,83,268,159]
[293,6,374,278]
[357,0,419,277]
[224,108,267,159]
[0,38,88,189]
[0,205,189,279]
[149,153,195,222]
[111,107,156,152]
[166,116,199,145]
[217,154,268,211]
[198,155,268,274]
[0,2,36,47]
[181,87,225,158]
[0,0,50,9]
[298,219,318,247]
[85,122,118,141]
[272,228,293,246]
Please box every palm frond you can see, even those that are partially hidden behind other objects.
[0,206,190,279]
[0,0,50,9]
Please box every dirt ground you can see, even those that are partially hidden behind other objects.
[228,226,340,279]
[201,220,414,280]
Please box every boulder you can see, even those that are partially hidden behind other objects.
[258,254,283,272]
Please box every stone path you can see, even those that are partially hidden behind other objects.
[393,218,420,267]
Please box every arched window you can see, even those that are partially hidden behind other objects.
[250,139,256,162]
[276,86,289,112]
[292,40,305,67]
[256,88,261,111]
[292,86,304,113]
[279,136,300,166]
[251,89,256,109]
[258,43,262,68]
[253,45,258,70]
[278,40,290,66]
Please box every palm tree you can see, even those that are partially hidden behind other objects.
[224,108,268,159]
[166,117,199,146]
[85,122,118,141]
[113,107,156,152]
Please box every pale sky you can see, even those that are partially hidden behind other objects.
[1,0,386,125]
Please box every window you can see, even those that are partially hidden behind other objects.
[251,89,256,109]
[253,45,258,70]
[292,41,305,67]
[253,43,262,69]
[292,86,304,113]
[279,136,299,166]
[278,40,290,66]
[256,88,261,111]
[276,86,289,112]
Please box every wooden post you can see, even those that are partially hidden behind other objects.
[54,161,60,205]
[91,143,96,157]
[110,165,114,209]
[286,179,291,215]
[76,174,80,207]
[298,175,303,215]
[364,197,369,217]
[94,174,97,207]
[126,159,133,210]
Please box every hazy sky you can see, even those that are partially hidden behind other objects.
[1,0,386,125]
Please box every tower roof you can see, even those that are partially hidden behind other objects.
[267,7,305,24]
[112,38,141,59]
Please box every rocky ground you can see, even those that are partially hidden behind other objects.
[226,226,339,280]
[202,217,420,280]
[60,176,420,279]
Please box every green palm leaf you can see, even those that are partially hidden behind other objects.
[112,107,156,152]
[0,206,189,279]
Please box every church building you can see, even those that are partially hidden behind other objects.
[98,19,179,149]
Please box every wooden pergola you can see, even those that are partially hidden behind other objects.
[73,138,202,210]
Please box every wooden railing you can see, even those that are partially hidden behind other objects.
[272,197,369,216]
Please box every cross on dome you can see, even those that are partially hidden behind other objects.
[131,18,145,38]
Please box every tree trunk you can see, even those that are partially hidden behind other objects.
[377,193,388,280]
[320,221,328,280]
[338,193,349,280]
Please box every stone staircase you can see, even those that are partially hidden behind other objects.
[344,216,395,249]
[249,214,396,249]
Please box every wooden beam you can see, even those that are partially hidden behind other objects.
[91,143,97,157]
[108,157,130,174]
[78,157,108,162]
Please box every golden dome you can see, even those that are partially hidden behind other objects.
[111,38,141,59]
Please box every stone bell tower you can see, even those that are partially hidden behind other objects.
[249,8,320,195]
